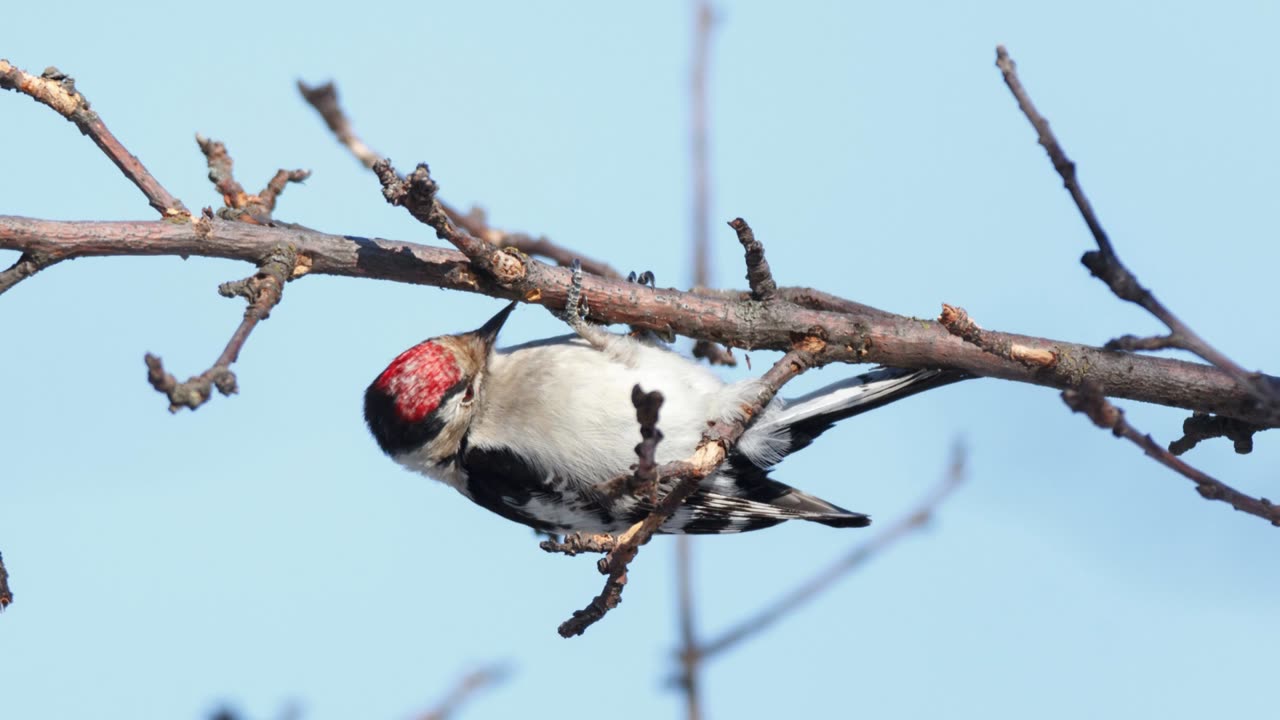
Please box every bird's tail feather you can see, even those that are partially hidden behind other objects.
[765,367,970,453]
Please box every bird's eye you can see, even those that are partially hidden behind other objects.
[460,382,476,405]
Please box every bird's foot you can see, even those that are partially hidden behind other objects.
[556,259,623,351]
[626,269,656,288]
[539,532,618,556]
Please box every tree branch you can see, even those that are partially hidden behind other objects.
[415,665,508,720]
[558,350,815,638]
[145,239,300,411]
[687,442,966,663]
[729,217,776,302]
[196,134,310,224]
[298,79,622,279]
[296,80,383,170]
[0,250,60,296]
[0,59,188,219]
[1062,383,1280,525]
[0,550,12,611]
[3,215,1274,426]
[1169,413,1261,456]
[995,46,1280,418]
[677,4,718,714]
[940,303,1058,369]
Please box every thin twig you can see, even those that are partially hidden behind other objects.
[690,0,714,296]
[0,250,61,296]
[729,217,776,302]
[0,59,186,296]
[559,350,815,638]
[1169,413,1261,456]
[196,135,310,224]
[145,242,299,411]
[679,4,717,715]
[1063,383,1280,525]
[995,46,1279,416]
[689,442,967,662]
[374,160,510,278]
[0,60,188,218]
[593,387,666,503]
[940,303,1058,368]
[540,533,618,556]
[0,550,12,610]
[298,81,622,278]
[296,80,382,169]
[416,665,509,720]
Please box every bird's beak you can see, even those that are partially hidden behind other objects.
[473,300,517,350]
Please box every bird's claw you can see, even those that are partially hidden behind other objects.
[626,270,656,288]
[561,258,590,326]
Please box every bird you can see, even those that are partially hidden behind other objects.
[364,300,967,535]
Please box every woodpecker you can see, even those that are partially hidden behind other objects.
[364,301,966,535]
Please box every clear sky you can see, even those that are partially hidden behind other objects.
[2,2,1278,718]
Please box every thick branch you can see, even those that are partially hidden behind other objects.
[681,11,718,709]
[3,215,1275,426]
[0,60,188,219]
[1063,384,1280,525]
[375,161,505,274]
[995,46,1279,416]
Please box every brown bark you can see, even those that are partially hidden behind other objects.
[2,214,1273,427]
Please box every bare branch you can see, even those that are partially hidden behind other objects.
[374,160,510,277]
[0,550,12,611]
[299,81,622,279]
[196,135,310,224]
[1062,384,1280,525]
[1170,413,1261,456]
[0,59,188,219]
[995,46,1280,417]
[729,217,777,302]
[674,507,701,718]
[0,250,61,296]
[416,665,509,720]
[297,80,382,169]
[940,303,1058,368]
[691,339,737,367]
[4,215,1277,427]
[679,4,718,714]
[488,228,623,279]
[1105,333,1177,352]
[689,442,966,662]
[145,241,299,412]
[559,350,814,638]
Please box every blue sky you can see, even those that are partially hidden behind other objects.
[2,2,1278,718]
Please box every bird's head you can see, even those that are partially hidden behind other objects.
[364,301,516,461]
